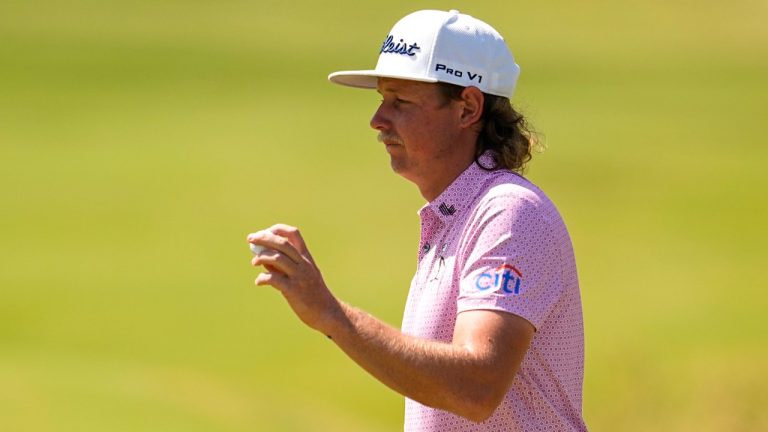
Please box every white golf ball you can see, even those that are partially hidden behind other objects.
[249,243,266,255]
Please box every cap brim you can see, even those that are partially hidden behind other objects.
[328,70,438,90]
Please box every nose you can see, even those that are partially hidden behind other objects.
[370,103,389,131]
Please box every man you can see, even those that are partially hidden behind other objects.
[248,9,587,431]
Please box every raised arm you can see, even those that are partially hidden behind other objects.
[248,224,534,422]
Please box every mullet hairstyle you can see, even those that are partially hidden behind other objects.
[437,82,538,173]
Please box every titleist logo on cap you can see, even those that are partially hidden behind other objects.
[380,35,421,56]
[328,10,520,98]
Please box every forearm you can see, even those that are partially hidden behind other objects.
[322,303,506,422]
[247,226,528,422]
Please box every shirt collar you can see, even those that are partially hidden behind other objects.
[419,153,498,223]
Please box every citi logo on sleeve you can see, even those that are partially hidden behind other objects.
[473,264,523,295]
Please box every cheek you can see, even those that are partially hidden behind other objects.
[412,116,455,149]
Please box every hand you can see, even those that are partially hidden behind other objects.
[247,224,343,334]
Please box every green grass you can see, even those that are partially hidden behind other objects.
[1,1,767,430]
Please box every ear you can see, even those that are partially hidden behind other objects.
[458,86,484,129]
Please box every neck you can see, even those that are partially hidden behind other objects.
[417,153,475,202]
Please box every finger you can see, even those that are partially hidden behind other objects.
[267,224,308,252]
[267,224,316,264]
[250,253,283,273]
[246,232,272,258]
[252,250,296,275]
[255,270,290,292]
[247,230,302,264]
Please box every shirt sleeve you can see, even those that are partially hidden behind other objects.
[456,189,565,331]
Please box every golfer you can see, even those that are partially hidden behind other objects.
[248,9,587,431]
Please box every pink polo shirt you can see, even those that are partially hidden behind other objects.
[401,158,587,431]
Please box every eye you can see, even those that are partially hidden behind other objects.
[392,97,410,109]
[377,95,409,108]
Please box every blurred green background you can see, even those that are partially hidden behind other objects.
[1,0,766,430]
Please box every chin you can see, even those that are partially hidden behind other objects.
[389,158,403,173]
[389,159,417,182]
[390,158,408,174]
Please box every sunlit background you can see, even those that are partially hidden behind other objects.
[2,1,766,430]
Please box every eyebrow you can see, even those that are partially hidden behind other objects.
[376,85,399,95]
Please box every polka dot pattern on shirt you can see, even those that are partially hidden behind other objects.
[401,159,588,431]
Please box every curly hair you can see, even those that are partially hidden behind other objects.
[437,83,538,173]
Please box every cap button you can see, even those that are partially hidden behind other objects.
[449,9,460,14]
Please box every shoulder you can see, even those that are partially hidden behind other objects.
[474,171,555,220]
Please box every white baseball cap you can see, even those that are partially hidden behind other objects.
[328,9,520,98]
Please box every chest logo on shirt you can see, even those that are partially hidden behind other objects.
[438,202,456,216]
[474,264,523,295]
